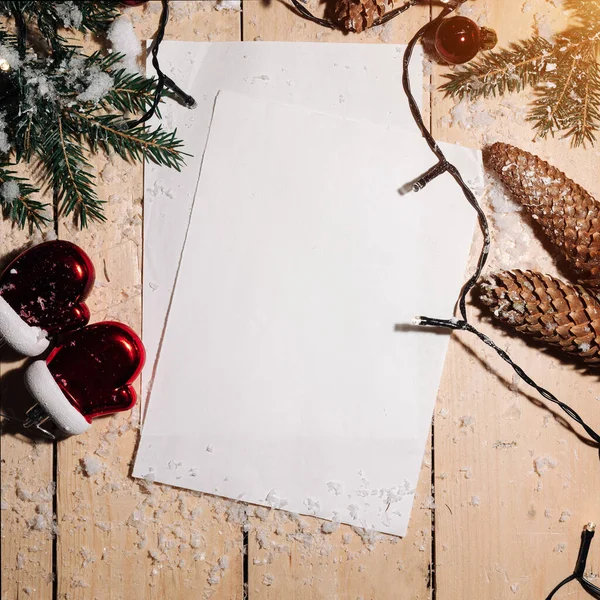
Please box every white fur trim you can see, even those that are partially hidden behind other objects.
[0,295,49,356]
[24,361,91,435]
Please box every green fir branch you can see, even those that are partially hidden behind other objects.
[0,163,48,229]
[1,1,120,37]
[40,115,105,227]
[439,35,592,100]
[564,0,600,27]
[527,39,600,145]
[564,58,600,146]
[0,2,188,228]
[68,0,121,33]
[102,69,160,115]
[440,0,600,148]
[66,111,187,171]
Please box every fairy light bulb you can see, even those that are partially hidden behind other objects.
[434,16,498,65]
[0,57,10,72]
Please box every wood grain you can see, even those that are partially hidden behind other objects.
[1,162,55,600]
[52,5,244,599]
[2,1,598,599]
[431,2,600,599]
[243,4,435,599]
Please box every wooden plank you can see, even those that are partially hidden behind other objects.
[53,4,244,599]
[246,439,434,599]
[1,214,55,599]
[243,3,435,599]
[431,1,600,598]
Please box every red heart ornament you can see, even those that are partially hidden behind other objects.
[0,241,94,356]
[24,322,145,435]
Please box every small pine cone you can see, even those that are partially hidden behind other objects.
[334,0,390,32]
[485,142,600,289]
[480,270,600,365]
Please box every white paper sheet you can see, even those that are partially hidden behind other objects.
[143,42,424,401]
[135,90,483,537]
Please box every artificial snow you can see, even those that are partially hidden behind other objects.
[215,0,242,10]
[1,181,20,204]
[108,15,142,73]
[54,1,83,30]
[559,510,572,523]
[80,456,103,477]
[321,521,340,534]
[23,67,58,105]
[460,415,476,428]
[76,67,114,104]
[0,44,22,70]
[534,456,558,476]
[0,111,10,154]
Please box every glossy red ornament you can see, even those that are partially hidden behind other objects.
[49,321,145,419]
[0,241,94,356]
[24,322,145,435]
[434,16,497,65]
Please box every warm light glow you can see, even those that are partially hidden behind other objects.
[0,58,10,72]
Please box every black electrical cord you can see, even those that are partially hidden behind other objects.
[289,1,600,595]
[546,524,600,599]
[400,3,600,448]
[128,0,196,130]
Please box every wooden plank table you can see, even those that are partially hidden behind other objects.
[1,1,598,598]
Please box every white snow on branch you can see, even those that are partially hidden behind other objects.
[0,111,10,154]
[0,44,22,70]
[1,181,20,204]
[54,1,83,29]
[77,67,114,103]
[108,15,142,74]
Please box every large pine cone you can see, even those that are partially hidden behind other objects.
[485,142,600,289]
[480,270,600,365]
[334,0,390,32]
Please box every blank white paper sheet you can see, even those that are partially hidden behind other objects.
[142,42,424,400]
[134,90,483,537]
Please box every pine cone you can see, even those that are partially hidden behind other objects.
[334,0,390,32]
[485,142,600,289]
[480,270,600,365]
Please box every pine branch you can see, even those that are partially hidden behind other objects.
[39,115,105,227]
[66,111,187,171]
[102,69,159,115]
[3,1,120,36]
[440,5,600,148]
[0,163,48,229]
[82,51,162,115]
[0,2,188,228]
[527,39,600,145]
[565,0,600,27]
[70,0,121,33]
[441,35,574,100]
[565,57,600,146]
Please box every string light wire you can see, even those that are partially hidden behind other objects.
[128,0,196,129]
[400,3,600,448]
[545,524,600,599]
